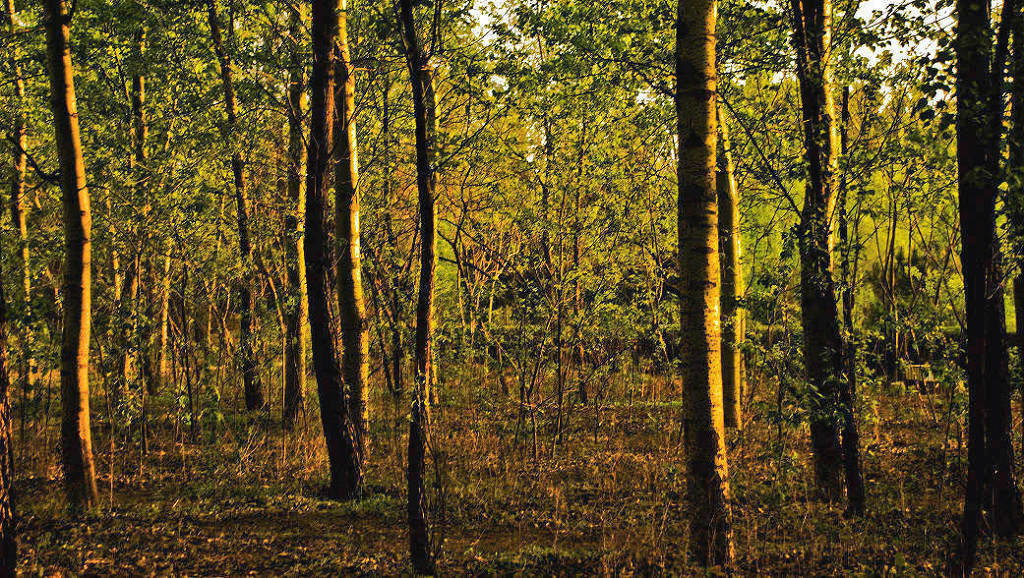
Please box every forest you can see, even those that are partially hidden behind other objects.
[0,0,1023,574]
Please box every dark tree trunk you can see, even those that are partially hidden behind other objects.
[0,154,16,578]
[790,0,848,502]
[954,0,1022,571]
[207,0,263,411]
[283,5,308,429]
[837,87,865,515]
[306,0,362,500]
[398,0,439,571]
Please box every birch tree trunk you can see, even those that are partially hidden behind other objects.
[716,107,743,431]
[334,0,369,450]
[43,0,99,511]
[5,0,34,398]
[676,0,734,565]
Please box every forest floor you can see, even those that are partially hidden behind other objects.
[13,368,1024,576]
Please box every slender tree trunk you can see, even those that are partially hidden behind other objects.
[306,0,361,500]
[334,2,369,450]
[43,0,99,511]
[380,74,405,400]
[399,0,439,570]
[837,87,865,515]
[0,169,16,576]
[283,5,308,429]
[5,0,34,400]
[790,0,847,502]
[207,0,263,411]
[153,254,172,395]
[676,0,734,566]
[716,106,743,431]
[1011,1,1024,462]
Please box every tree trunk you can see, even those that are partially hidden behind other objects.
[790,0,847,502]
[283,5,308,430]
[954,0,1022,570]
[676,0,734,566]
[0,155,16,575]
[837,86,865,515]
[154,253,172,395]
[207,0,263,411]
[398,0,439,571]
[1011,1,1024,464]
[306,0,362,500]
[5,0,34,399]
[43,0,99,511]
[334,2,369,451]
[716,106,743,431]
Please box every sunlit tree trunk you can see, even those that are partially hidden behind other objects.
[790,0,847,502]
[283,5,308,429]
[43,0,99,511]
[398,0,439,570]
[716,107,743,431]
[334,1,369,450]
[676,0,734,566]
[306,0,362,499]
[5,0,34,400]
[207,0,263,411]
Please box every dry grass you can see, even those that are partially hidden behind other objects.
[13,368,1024,576]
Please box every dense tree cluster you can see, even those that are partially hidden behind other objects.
[0,0,1023,574]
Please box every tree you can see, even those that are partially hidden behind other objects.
[398,0,440,570]
[4,0,34,399]
[676,0,734,565]
[954,0,1021,571]
[0,153,15,578]
[207,0,264,411]
[306,0,362,500]
[43,0,99,510]
[717,107,743,430]
[283,3,308,429]
[789,0,856,505]
[334,0,369,450]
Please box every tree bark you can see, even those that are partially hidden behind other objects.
[716,106,743,431]
[334,1,369,450]
[398,0,439,571]
[0,156,16,577]
[43,0,99,511]
[1011,0,1024,466]
[306,0,362,499]
[283,5,308,429]
[207,0,264,411]
[676,0,734,566]
[790,0,847,502]
[954,0,1022,571]
[5,0,34,399]
[837,86,865,515]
